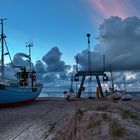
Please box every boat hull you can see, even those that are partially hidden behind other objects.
[0,84,43,105]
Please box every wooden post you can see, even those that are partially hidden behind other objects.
[96,75,104,97]
[77,75,86,98]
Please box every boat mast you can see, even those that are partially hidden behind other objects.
[109,64,114,92]
[87,33,91,74]
[123,76,126,93]
[0,18,7,82]
[26,42,33,72]
[87,33,92,97]
[70,74,74,93]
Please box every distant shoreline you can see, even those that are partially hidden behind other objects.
[37,96,140,101]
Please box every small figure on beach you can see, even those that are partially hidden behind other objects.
[63,90,77,101]
[63,91,70,101]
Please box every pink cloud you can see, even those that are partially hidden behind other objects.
[87,0,139,23]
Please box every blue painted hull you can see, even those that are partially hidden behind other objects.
[0,85,43,104]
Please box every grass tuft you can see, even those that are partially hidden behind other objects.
[76,108,86,121]
[110,120,125,137]
[87,114,101,129]
[120,109,138,120]
[102,113,111,121]
[96,106,107,111]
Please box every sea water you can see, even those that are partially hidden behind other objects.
[39,83,140,99]
[40,91,140,99]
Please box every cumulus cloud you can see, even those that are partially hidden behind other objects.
[74,16,140,91]
[43,72,69,83]
[2,53,33,80]
[13,53,33,69]
[75,50,104,71]
[43,73,58,82]
[42,47,70,72]
[76,16,140,71]
[96,16,140,71]
[4,63,16,80]
[41,47,71,82]
[2,47,71,83]
[2,47,71,84]
[34,60,46,81]
[34,47,71,82]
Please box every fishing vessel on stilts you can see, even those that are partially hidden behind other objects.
[0,19,43,105]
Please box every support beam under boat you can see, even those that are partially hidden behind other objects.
[96,75,104,97]
[77,75,86,98]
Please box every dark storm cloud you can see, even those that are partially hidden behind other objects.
[3,53,34,80]
[3,48,70,82]
[40,47,71,82]
[96,16,140,71]
[4,63,16,80]
[42,47,61,65]
[12,53,33,69]
[59,72,68,80]
[43,73,58,82]
[75,50,104,71]
[3,48,70,83]
[13,53,27,66]
[43,72,69,83]
[35,60,46,74]
[76,16,140,71]
[33,47,71,82]
[34,60,47,81]
[101,71,140,91]
[42,47,70,72]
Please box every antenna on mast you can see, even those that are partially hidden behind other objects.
[0,18,7,82]
[109,64,114,92]
[26,42,33,72]
[76,55,79,72]
[103,54,105,72]
[87,33,91,73]
[123,76,126,93]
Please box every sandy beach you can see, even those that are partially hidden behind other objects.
[0,97,140,140]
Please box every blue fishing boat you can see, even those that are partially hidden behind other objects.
[0,19,43,105]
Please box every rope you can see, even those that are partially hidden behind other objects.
[112,74,122,91]
[4,40,16,74]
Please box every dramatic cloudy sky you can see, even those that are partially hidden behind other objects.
[1,0,140,91]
